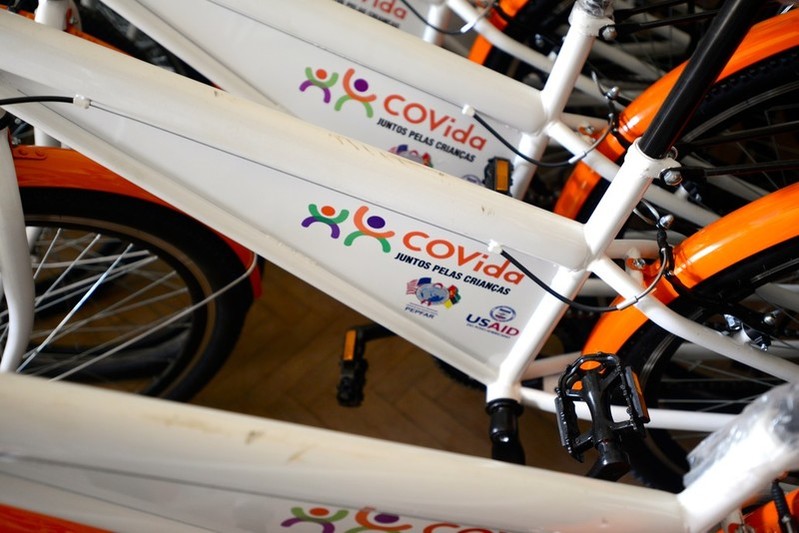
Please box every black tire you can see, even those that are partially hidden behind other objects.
[616,236,799,491]
[670,46,799,230]
[576,46,799,230]
[5,188,253,400]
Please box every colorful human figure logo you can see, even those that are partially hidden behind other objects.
[334,68,377,117]
[343,206,396,253]
[281,506,349,532]
[299,68,340,103]
[280,505,502,532]
[345,507,412,533]
[302,204,351,239]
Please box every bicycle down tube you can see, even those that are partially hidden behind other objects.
[1,0,797,433]
[94,0,720,227]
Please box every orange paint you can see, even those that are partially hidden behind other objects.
[15,147,261,296]
[555,10,799,217]
[723,488,798,533]
[468,0,531,64]
[0,503,110,533]
[584,182,799,354]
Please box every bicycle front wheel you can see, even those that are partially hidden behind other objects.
[3,187,254,400]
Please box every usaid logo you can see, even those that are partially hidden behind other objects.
[466,305,520,338]
[490,305,516,322]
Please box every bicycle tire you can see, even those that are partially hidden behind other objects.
[670,46,799,227]
[615,236,799,492]
[575,46,799,233]
[4,187,253,401]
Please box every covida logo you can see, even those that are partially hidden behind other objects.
[301,203,524,284]
[299,66,487,150]
[355,0,408,20]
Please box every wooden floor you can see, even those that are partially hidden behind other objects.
[191,262,607,478]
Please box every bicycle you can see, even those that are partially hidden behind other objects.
[0,371,795,531]
[1,0,798,496]
[15,0,798,248]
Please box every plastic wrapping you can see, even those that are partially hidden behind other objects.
[684,383,799,486]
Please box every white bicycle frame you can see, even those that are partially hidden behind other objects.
[2,0,798,436]
[335,0,689,94]
[0,372,795,532]
[0,1,797,529]
[84,0,720,229]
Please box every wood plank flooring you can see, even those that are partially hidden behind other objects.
[191,262,610,478]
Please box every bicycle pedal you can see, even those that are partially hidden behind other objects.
[483,157,513,195]
[336,323,393,407]
[554,353,649,481]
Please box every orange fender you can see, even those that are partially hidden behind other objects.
[554,10,799,219]
[720,488,799,533]
[583,181,799,354]
[14,146,261,297]
[467,0,530,64]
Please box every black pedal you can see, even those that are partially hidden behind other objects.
[484,157,513,195]
[554,353,649,481]
[336,323,393,407]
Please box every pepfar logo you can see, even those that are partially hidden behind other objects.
[407,277,461,308]
[301,204,395,253]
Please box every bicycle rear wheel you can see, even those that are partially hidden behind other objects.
[617,236,799,491]
[671,47,799,228]
[3,187,254,400]
[572,46,799,230]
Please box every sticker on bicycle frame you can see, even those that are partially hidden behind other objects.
[333,0,412,29]
[404,277,460,319]
[300,203,524,289]
[465,305,520,339]
[301,204,395,253]
[298,66,489,167]
[280,504,504,532]
[389,144,433,167]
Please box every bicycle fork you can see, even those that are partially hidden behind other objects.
[0,118,34,372]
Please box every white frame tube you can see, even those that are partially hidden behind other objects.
[0,3,795,428]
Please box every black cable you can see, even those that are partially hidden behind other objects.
[0,96,77,128]
[500,249,620,313]
[770,481,798,533]
[471,108,617,168]
[500,223,673,314]
[0,96,74,106]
